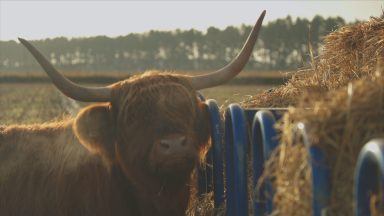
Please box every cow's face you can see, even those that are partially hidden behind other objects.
[113,73,211,182]
[73,73,211,184]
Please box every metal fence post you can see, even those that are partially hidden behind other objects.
[354,138,384,216]
[225,104,249,216]
[206,99,225,209]
[251,110,278,215]
[297,123,331,216]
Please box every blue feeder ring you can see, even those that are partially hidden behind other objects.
[354,138,384,216]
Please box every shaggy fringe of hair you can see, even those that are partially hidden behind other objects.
[0,117,73,133]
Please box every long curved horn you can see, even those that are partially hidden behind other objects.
[18,38,111,102]
[189,10,266,90]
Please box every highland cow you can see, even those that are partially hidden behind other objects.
[0,11,265,216]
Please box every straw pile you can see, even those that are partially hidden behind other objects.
[187,192,223,216]
[246,16,384,108]
[252,16,384,215]
[269,74,384,215]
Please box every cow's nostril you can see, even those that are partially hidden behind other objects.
[159,136,187,153]
[180,137,187,146]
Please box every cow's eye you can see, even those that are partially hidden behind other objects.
[155,125,172,135]
[156,124,186,136]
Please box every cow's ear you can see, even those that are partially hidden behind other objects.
[73,104,116,162]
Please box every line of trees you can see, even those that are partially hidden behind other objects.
[0,15,346,72]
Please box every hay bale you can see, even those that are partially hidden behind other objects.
[267,72,384,215]
[251,16,384,215]
[187,192,215,216]
[246,16,384,108]
[187,191,227,216]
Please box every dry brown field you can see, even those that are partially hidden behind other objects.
[0,70,284,124]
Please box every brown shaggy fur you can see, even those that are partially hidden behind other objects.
[0,71,211,216]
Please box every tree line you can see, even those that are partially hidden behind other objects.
[0,15,347,72]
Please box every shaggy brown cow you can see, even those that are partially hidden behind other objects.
[0,11,265,216]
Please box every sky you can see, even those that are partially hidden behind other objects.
[0,1,383,41]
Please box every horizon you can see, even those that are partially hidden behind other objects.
[0,1,383,41]
[0,14,358,43]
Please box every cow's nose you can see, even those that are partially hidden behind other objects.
[159,136,187,154]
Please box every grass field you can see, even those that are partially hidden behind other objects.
[0,71,283,125]
[0,84,71,124]
[200,84,273,107]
